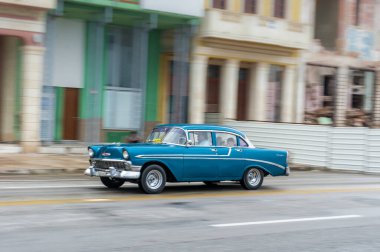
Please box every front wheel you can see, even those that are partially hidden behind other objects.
[240,168,264,190]
[138,165,166,194]
[100,177,125,189]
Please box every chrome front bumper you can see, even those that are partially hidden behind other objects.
[85,158,141,180]
[85,166,140,179]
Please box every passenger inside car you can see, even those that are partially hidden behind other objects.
[226,137,236,147]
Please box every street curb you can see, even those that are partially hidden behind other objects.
[290,164,380,176]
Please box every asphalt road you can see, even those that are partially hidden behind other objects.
[1,171,380,252]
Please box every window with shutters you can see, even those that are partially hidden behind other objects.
[244,0,257,14]
[273,0,286,18]
[212,0,227,9]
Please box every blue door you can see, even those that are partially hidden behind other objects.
[214,132,246,179]
[182,146,219,180]
[216,146,245,179]
[182,131,219,180]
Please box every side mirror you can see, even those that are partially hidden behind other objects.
[187,140,193,146]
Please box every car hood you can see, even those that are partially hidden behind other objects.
[91,143,179,159]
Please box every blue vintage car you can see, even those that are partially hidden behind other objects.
[85,124,289,194]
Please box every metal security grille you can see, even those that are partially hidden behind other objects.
[41,15,55,142]
[93,160,127,170]
[84,22,105,143]
[103,25,148,131]
[170,26,191,124]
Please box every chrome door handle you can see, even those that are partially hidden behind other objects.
[235,149,243,152]
[210,148,217,152]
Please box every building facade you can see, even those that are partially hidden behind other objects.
[40,0,203,144]
[226,0,380,173]
[305,0,380,128]
[0,0,56,152]
[188,0,314,124]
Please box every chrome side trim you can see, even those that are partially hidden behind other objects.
[91,158,130,163]
[245,159,286,170]
[135,154,286,170]
[135,148,232,158]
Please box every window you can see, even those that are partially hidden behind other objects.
[212,0,227,9]
[244,0,257,14]
[107,27,134,88]
[162,128,187,145]
[237,68,249,120]
[238,137,249,147]
[267,65,284,122]
[215,132,237,147]
[274,0,286,18]
[189,131,213,146]
[304,65,336,125]
[206,65,221,113]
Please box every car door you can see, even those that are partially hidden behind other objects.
[214,132,246,179]
[182,131,219,180]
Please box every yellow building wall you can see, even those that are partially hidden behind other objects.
[158,55,169,123]
[262,0,273,17]
[233,0,241,12]
[290,0,301,22]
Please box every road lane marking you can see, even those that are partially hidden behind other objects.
[83,198,111,202]
[0,187,380,207]
[210,215,362,227]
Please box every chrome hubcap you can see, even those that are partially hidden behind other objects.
[247,168,261,186]
[146,170,163,190]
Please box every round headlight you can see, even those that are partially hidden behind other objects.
[88,148,94,157]
[122,150,129,159]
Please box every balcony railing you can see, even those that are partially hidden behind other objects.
[200,9,312,50]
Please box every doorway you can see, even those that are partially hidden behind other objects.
[206,64,221,113]
[62,88,79,140]
[236,68,249,121]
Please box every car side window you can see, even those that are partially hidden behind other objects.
[238,137,249,147]
[189,131,213,146]
[215,132,237,147]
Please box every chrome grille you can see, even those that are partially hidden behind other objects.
[93,160,127,170]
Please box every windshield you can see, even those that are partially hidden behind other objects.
[146,127,187,145]
[146,127,171,143]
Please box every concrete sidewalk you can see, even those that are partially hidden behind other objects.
[0,153,88,175]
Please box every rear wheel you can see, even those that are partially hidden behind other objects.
[240,168,264,190]
[138,165,166,194]
[100,177,125,189]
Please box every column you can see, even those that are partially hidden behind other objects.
[295,54,306,123]
[220,59,239,120]
[372,68,380,127]
[281,65,297,123]
[20,45,45,152]
[334,65,349,127]
[188,55,208,124]
[248,62,269,121]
